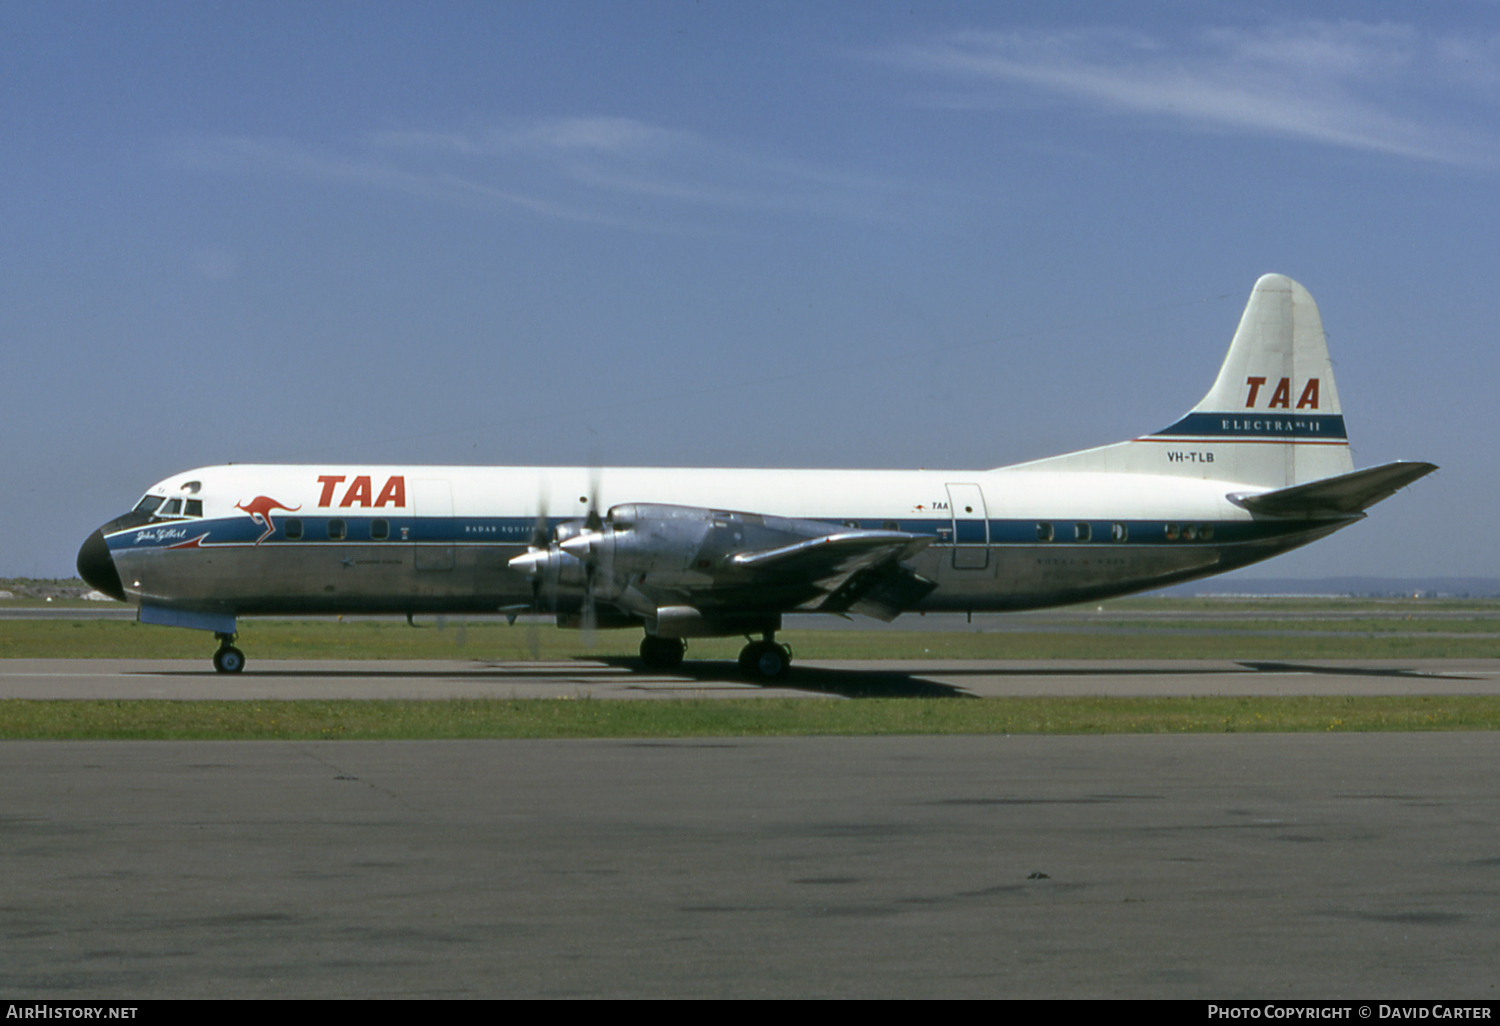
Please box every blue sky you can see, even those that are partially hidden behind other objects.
[3,1,1494,581]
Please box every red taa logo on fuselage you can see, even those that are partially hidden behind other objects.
[236,496,302,545]
[1245,376,1320,410]
[316,475,406,508]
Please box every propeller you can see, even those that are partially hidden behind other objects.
[506,470,608,652]
[577,467,603,647]
[518,489,550,658]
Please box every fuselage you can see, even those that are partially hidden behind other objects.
[80,462,1352,620]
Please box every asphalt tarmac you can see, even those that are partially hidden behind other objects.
[4,658,1499,999]
[4,656,1499,699]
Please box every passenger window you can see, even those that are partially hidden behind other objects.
[1201,524,1214,540]
[371,519,389,541]
[1184,524,1198,540]
[881,521,899,531]
[284,519,303,540]
[328,519,346,541]
[1074,522,1091,542]
[1111,523,1128,542]
[1165,524,1180,540]
[1036,522,1054,542]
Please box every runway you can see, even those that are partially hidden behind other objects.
[3,733,1498,999]
[3,656,1500,699]
[4,658,1498,999]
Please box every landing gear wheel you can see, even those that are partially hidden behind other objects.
[738,640,791,680]
[639,636,686,670]
[213,645,246,674]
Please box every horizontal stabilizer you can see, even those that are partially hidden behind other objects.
[1231,461,1437,518]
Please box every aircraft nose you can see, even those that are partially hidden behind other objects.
[77,528,126,602]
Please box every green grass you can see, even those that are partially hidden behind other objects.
[3,695,1498,740]
[3,602,1498,739]
[1107,617,1500,630]
[1101,596,1500,612]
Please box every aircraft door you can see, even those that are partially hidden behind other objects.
[945,482,989,569]
[412,479,455,571]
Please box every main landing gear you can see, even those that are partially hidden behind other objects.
[637,632,793,680]
[639,635,686,670]
[213,632,245,674]
[738,636,792,680]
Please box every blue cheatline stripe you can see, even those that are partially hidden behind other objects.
[108,513,1329,552]
[1151,412,1347,440]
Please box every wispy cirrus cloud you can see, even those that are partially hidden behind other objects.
[175,132,612,223]
[170,116,908,229]
[882,20,1500,166]
[369,116,684,158]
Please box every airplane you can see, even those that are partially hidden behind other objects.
[77,274,1436,679]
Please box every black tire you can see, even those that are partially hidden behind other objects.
[639,636,685,670]
[739,641,790,680]
[737,644,758,675]
[213,646,246,674]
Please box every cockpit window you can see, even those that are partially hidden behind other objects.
[184,499,203,517]
[134,495,164,516]
[161,498,182,516]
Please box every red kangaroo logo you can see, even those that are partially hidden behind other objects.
[236,496,301,545]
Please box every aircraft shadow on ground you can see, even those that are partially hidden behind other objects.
[143,659,971,699]
[1235,660,1480,680]
[137,657,1476,698]
[593,658,973,699]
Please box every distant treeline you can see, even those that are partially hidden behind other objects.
[1156,577,1500,598]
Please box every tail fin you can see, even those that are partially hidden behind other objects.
[1010,274,1354,488]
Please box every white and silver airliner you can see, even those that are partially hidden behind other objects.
[77,274,1435,678]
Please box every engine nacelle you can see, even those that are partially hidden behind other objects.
[588,504,725,582]
[649,605,780,639]
[506,546,587,588]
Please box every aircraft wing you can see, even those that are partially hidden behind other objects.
[728,529,929,573]
[727,530,936,621]
[1230,461,1438,518]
